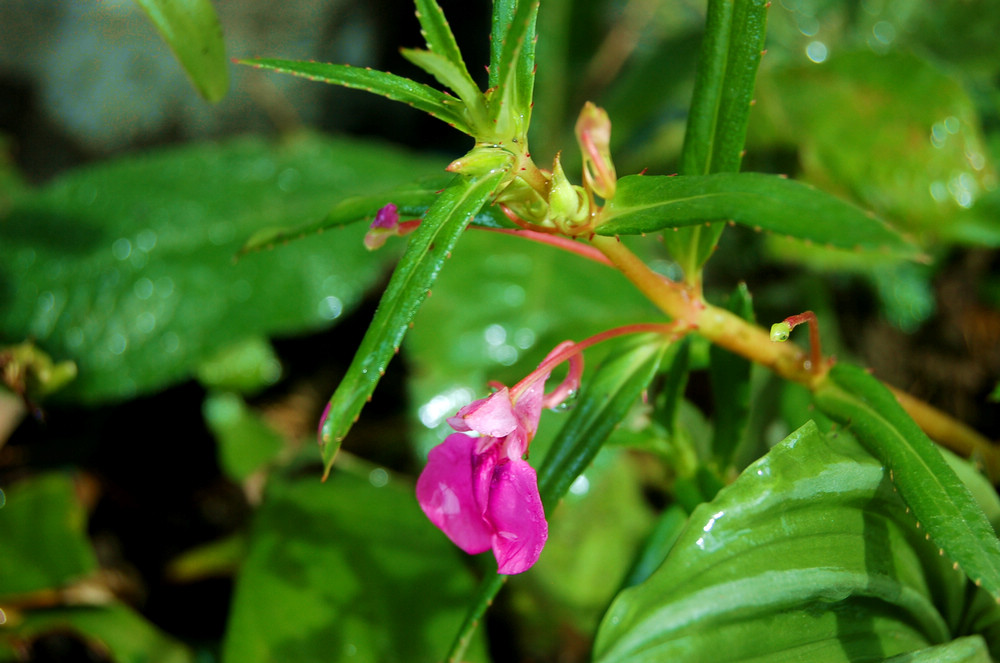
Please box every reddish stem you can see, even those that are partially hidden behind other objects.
[783,311,822,373]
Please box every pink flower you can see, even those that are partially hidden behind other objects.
[417,343,581,574]
[363,203,421,250]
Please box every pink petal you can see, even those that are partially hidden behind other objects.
[416,433,493,555]
[486,460,548,574]
[370,203,400,229]
[447,388,519,438]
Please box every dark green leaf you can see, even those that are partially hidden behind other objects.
[666,0,769,274]
[885,637,991,663]
[814,363,1000,604]
[204,391,284,481]
[488,0,540,138]
[0,134,439,403]
[601,172,922,259]
[319,172,506,475]
[0,473,97,597]
[222,471,487,663]
[709,283,755,469]
[594,422,973,662]
[0,603,193,663]
[239,58,473,135]
[134,0,228,102]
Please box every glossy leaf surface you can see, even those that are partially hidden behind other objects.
[239,59,472,135]
[601,172,920,258]
[134,0,228,102]
[319,172,506,474]
[0,473,96,597]
[595,421,985,662]
[222,471,487,663]
[0,135,439,403]
[814,363,1000,603]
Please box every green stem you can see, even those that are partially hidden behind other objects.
[446,574,507,663]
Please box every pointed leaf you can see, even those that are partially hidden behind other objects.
[400,48,488,129]
[666,0,769,273]
[134,0,228,102]
[814,363,1000,603]
[601,172,922,259]
[319,171,505,475]
[595,422,974,662]
[239,58,473,135]
[488,0,540,138]
[415,0,468,67]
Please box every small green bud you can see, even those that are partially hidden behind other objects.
[770,321,792,342]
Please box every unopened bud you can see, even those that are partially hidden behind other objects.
[575,102,617,200]
[547,153,590,234]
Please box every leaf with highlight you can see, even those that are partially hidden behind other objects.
[814,363,1000,604]
[239,58,472,135]
[318,171,505,476]
[601,173,922,259]
[488,0,540,135]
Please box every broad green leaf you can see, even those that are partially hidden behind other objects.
[400,49,488,130]
[0,603,193,663]
[709,283,755,470]
[319,171,506,475]
[814,363,1000,604]
[134,0,228,102]
[756,51,998,243]
[666,0,769,275]
[0,134,440,403]
[239,59,473,135]
[594,421,980,662]
[885,637,991,663]
[221,471,487,663]
[203,391,284,481]
[600,172,921,259]
[195,336,281,395]
[0,473,97,598]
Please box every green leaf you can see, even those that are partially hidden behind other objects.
[709,283,755,470]
[0,473,97,598]
[414,0,470,74]
[0,134,440,403]
[666,0,769,275]
[195,336,281,395]
[885,637,992,663]
[203,391,284,481]
[319,171,506,475]
[238,58,473,135]
[757,51,997,243]
[221,471,487,663]
[487,0,540,139]
[814,363,1000,603]
[594,421,976,662]
[400,49,488,130]
[134,0,228,102]
[600,172,922,259]
[0,603,194,663]
[619,504,689,589]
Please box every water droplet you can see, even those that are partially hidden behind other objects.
[318,296,343,320]
[796,14,819,36]
[155,276,175,299]
[162,331,180,354]
[805,41,828,63]
[552,390,579,412]
[66,326,85,349]
[513,327,536,350]
[418,387,475,429]
[277,167,301,193]
[368,468,389,488]
[944,116,960,134]
[136,229,158,252]
[569,474,590,496]
[112,238,132,261]
[484,324,507,346]
[871,20,895,45]
[133,277,154,300]
[37,291,55,314]
[135,312,156,334]
[107,332,128,355]
[502,284,525,307]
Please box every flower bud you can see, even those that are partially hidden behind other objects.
[575,102,617,200]
[547,153,590,234]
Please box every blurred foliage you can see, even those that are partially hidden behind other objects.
[1,0,999,661]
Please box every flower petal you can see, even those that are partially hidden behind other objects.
[447,387,519,438]
[416,433,493,554]
[486,460,548,574]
